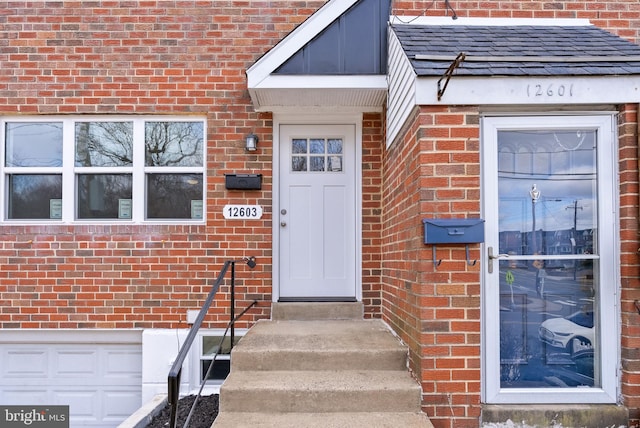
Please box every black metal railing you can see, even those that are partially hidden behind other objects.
[167,257,257,428]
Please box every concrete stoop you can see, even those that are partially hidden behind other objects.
[213,302,433,427]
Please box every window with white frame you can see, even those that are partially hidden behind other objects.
[2,117,205,222]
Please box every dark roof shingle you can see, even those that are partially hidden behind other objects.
[392,24,640,76]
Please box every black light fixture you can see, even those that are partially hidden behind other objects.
[245,133,258,151]
[243,256,257,269]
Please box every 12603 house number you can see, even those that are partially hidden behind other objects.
[527,83,574,98]
[223,205,263,220]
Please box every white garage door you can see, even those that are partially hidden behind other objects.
[0,330,142,428]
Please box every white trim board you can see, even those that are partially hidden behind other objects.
[417,75,640,105]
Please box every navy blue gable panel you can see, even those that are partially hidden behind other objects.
[343,0,384,73]
[274,0,390,75]
[306,20,343,74]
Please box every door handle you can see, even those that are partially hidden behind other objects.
[487,246,509,273]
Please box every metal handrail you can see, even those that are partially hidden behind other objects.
[167,256,257,428]
[183,300,257,428]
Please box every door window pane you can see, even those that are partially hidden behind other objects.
[310,156,325,171]
[75,122,133,167]
[290,137,344,173]
[146,173,203,219]
[77,174,133,219]
[497,129,598,389]
[7,174,62,219]
[310,138,325,154]
[5,122,63,167]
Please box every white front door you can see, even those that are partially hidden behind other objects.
[278,124,356,300]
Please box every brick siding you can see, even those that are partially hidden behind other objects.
[618,103,640,426]
[382,105,482,427]
[0,1,328,329]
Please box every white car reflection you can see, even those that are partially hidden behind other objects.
[538,311,594,354]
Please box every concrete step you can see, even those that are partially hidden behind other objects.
[271,302,363,320]
[212,411,435,427]
[219,370,422,413]
[214,304,433,427]
[230,319,407,371]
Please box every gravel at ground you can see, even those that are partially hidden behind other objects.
[147,394,218,428]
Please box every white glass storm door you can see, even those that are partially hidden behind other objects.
[278,124,357,300]
[482,115,618,404]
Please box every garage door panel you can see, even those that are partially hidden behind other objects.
[54,389,99,419]
[103,390,142,420]
[0,389,48,404]
[54,350,98,376]
[103,348,142,379]
[2,349,48,377]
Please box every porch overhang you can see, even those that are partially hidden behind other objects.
[248,75,387,112]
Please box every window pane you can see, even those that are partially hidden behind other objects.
[145,122,203,167]
[500,258,596,388]
[310,156,325,171]
[201,359,230,381]
[5,122,63,167]
[497,129,598,390]
[327,138,343,154]
[497,130,596,256]
[310,138,325,154]
[292,156,306,172]
[77,174,133,219]
[146,173,203,219]
[292,139,307,154]
[75,122,133,167]
[7,174,62,219]
[328,155,343,172]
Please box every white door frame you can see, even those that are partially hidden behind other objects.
[272,113,363,302]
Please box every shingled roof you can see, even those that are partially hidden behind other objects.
[391,24,640,76]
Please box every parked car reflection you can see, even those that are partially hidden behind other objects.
[539,310,594,354]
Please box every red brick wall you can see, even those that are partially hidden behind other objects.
[362,112,385,319]
[0,1,332,329]
[618,103,640,426]
[382,105,481,427]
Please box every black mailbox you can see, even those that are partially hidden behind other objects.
[225,174,262,190]
[423,218,485,244]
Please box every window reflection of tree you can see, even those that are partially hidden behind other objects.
[8,175,62,219]
[75,122,133,167]
[145,122,203,167]
[147,174,203,219]
[77,174,132,219]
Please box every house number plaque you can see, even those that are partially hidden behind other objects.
[223,204,263,220]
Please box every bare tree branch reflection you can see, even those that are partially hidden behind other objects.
[145,122,203,167]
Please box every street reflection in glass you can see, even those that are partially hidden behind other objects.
[497,129,598,389]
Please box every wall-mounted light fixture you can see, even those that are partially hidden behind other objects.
[245,133,258,151]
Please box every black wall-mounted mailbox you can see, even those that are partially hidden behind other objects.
[225,174,262,190]
[423,218,485,245]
